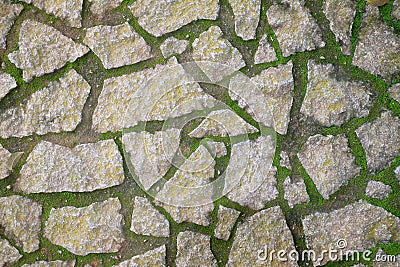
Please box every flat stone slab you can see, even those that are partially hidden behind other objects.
[0,1,23,49]
[83,23,152,69]
[0,72,17,101]
[44,198,124,256]
[16,140,124,193]
[389,83,400,103]
[129,0,219,37]
[214,205,240,241]
[160,37,189,58]
[366,180,392,200]
[254,34,278,64]
[228,0,260,40]
[0,69,90,138]
[113,245,166,267]
[88,0,123,16]
[8,20,89,82]
[283,176,310,208]
[21,260,76,267]
[0,238,22,266]
[298,134,360,199]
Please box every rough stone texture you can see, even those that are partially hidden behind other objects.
[225,135,278,210]
[303,200,400,266]
[267,0,325,57]
[283,176,310,208]
[280,150,291,170]
[0,71,17,101]
[0,1,23,49]
[323,0,356,55]
[44,198,124,256]
[393,0,400,21]
[84,23,151,69]
[8,20,88,82]
[0,238,22,266]
[254,34,278,64]
[227,206,298,267]
[396,166,400,184]
[123,129,180,190]
[228,0,260,40]
[353,5,400,82]
[356,111,400,172]
[214,206,240,241]
[129,0,219,37]
[113,245,166,267]
[301,61,372,127]
[88,0,123,16]
[176,231,217,267]
[0,195,42,253]
[130,196,169,237]
[21,260,76,267]
[204,141,227,158]
[16,140,124,193]
[0,144,20,180]
[160,37,189,58]
[366,180,392,200]
[389,83,400,103]
[189,109,258,138]
[0,70,90,138]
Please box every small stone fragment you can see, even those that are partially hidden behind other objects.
[283,176,310,208]
[0,238,22,266]
[389,83,400,103]
[204,141,227,158]
[0,144,21,180]
[366,180,392,200]
[214,206,240,241]
[0,69,90,138]
[0,72,17,101]
[113,245,166,267]
[395,166,400,184]
[228,0,261,40]
[129,0,219,37]
[8,20,88,81]
[0,195,42,253]
[356,111,400,172]
[280,150,291,170]
[367,0,390,6]
[254,34,278,64]
[393,0,400,21]
[0,1,23,49]
[44,198,124,256]
[21,260,76,267]
[88,0,123,16]
[227,206,298,266]
[160,37,189,58]
[176,231,217,267]
[298,134,360,199]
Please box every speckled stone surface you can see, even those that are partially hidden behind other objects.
[0,238,22,266]
[366,180,392,200]
[113,245,166,267]
[254,34,278,64]
[0,1,23,49]
[214,206,240,241]
[160,37,189,58]
[228,0,260,40]
[0,71,17,101]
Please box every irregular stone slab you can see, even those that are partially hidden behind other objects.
[44,198,124,256]
[301,61,372,127]
[189,109,258,138]
[0,72,17,101]
[88,0,123,16]
[280,150,291,170]
[393,0,400,21]
[122,129,180,190]
[21,260,76,267]
[298,134,360,199]
[356,111,400,172]
[353,5,400,82]
[366,180,392,200]
[0,195,42,253]
[225,135,278,210]
[283,176,310,208]
[129,0,219,37]
[114,245,166,267]
[227,206,298,267]
[267,0,325,57]
[0,70,90,138]
[214,206,240,241]
[176,231,217,267]
[254,34,278,64]
[204,141,227,158]
[83,23,152,69]
[0,1,23,49]
[130,197,169,237]
[323,0,356,55]
[303,200,400,266]
[0,238,22,266]
[160,37,189,58]
[8,20,88,82]
[228,0,260,40]
[16,140,124,193]
[0,144,21,180]
[389,83,400,103]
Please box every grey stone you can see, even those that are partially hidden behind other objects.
[393,0,400,21]
[160,37,189,58]
[113,245,166,267]
[0,1,23,49]
[176,231,217,267]
[8,20,88,81]
[396,166,400,184]
[129,0,219,37]
[21,260,76,267]
[0,69,90,138]
[16,140,124,193]
[254,34,278,64]
[228,0,260,40]
[280,150,291,170]
[283,176,310,208]
[389,83,400,103]
[0,238,22,266]
[204,141,227,158]
[298,134,360,199]
[88,0,123,16]
[356,111,400,172]
[227,206,298,267]
[0,72,17,101]
[44,198,124,256]
[301,61,372,127]
[0,195,42,253]
[0,144,22,180]
[214,206,240,241]
[366,180,392,200]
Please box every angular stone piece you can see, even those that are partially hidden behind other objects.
[228,0,260,40]
[356,111,400,172]
[280,150,291,170]
[396,166,400,183]
[0,238,22,266]
[353,5,400,82]
[8,20,88,81]
[0,195,42,253]
[21,260,76,267]
[227,206,298,267]
[160,37,189,58]
[393,0,400,21]
[303,200,400,266]
[16,140,124,193]
[0,144,20,180]
[130,197,169,237]
[204,141,227,158]
[0,69,90,138]
[0,72,17,101]
[176,231,217,267]
[389,83,400,103]
[44,198,124,256]
[0,1,23,49]
[267,0,325,57]
[298,134,360,199]
[283,176,310,208]
[88,0,123,16]
[254,34,278,64]
[214,206,240,241]
[129,0,219,37]
[366,180,392,200]
[301,61,372,127]
[113,245,166,267]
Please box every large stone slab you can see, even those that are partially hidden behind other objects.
[0,1,23,49]
[0,238,22,266]
[228,0,261,40]
[0,72,17,101]
[113,245,166,267]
